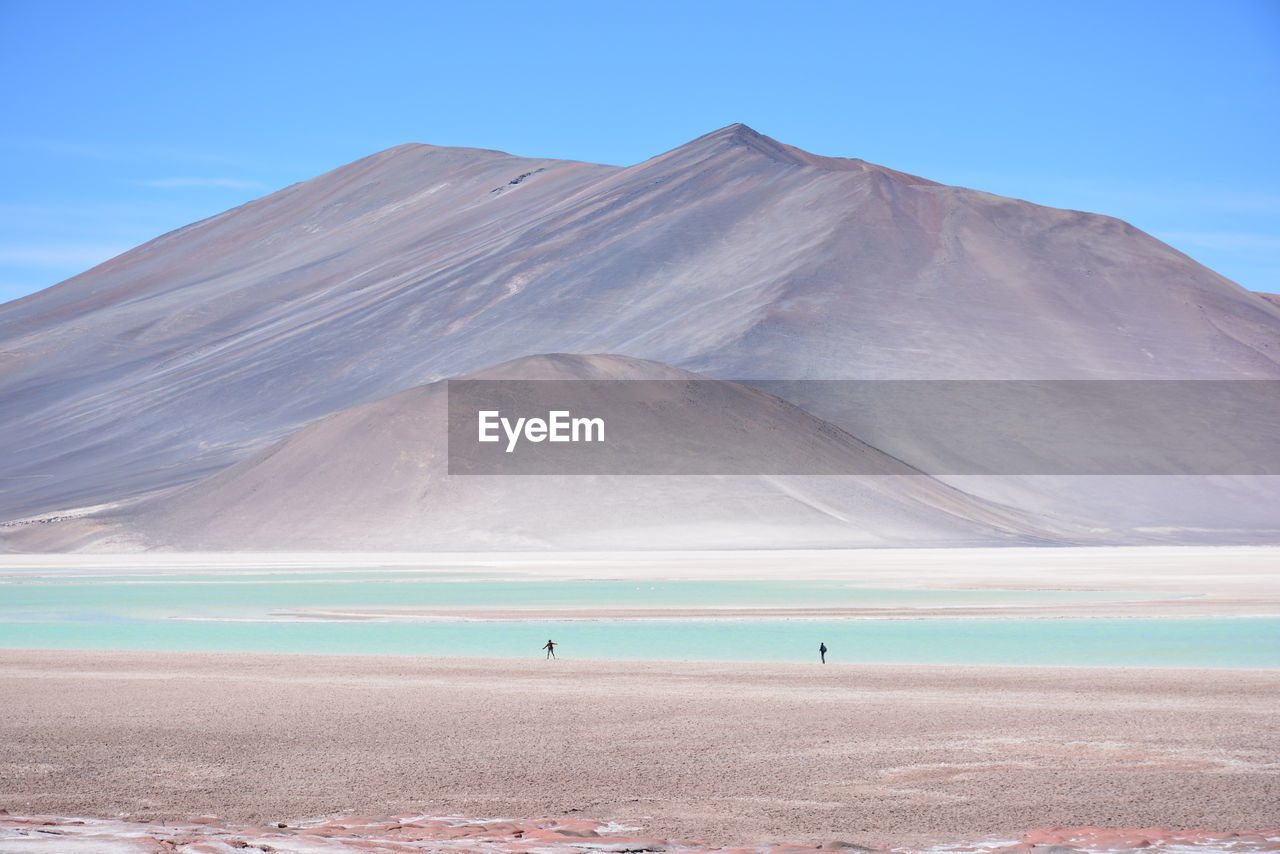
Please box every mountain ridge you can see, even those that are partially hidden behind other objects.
[2,126,1278,547]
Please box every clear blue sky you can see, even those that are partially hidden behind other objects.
[1,0,1277,305]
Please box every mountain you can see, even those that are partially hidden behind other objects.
[2,124,1278,549]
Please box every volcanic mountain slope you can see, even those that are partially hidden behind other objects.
[1,124,1278,546]
[8,355,1078,552]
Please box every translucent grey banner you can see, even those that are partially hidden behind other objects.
[446,379,1280,475]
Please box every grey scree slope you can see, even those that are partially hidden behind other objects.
[2,125,1278,550]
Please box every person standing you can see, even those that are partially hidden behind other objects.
[819,641,827,664]
[543,639,558,659]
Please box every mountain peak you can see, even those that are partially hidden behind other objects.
[711,122,770,141]
[688,122,812,165]
[654,124,937,184]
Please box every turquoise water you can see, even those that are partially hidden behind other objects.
[1,571,1275,668]
[0,572,1167,618]
[4,613,1278,668]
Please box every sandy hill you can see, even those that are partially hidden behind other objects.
[10,354,1076,551]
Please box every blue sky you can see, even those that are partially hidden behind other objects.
[1,0,1277,304]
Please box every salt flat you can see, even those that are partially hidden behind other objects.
[1,650,1277,847]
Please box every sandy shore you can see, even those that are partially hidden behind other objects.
[5,546,1280,590]
[6,546,1280,620]
[2,650,1278,847]
[270,597,1275,621]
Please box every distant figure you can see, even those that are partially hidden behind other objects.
[819,642,828,664]
[543,639,557,659]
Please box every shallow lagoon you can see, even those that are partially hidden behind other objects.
[1,570,1275,667]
